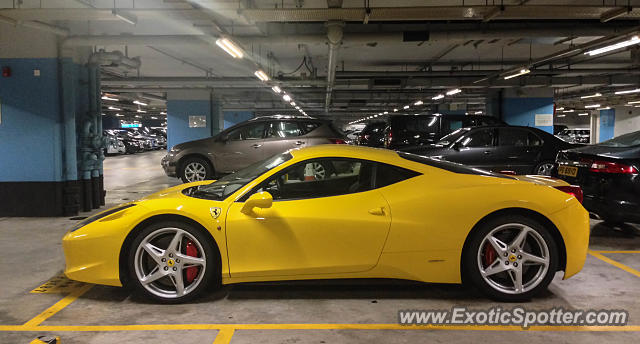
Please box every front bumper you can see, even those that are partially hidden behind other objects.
[161,154,177,177]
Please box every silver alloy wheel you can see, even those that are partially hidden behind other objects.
[477,223,550,295]
[536,163,554,176]
[311,162,326,179]
[134,228,207,299]
[184,162,207,182]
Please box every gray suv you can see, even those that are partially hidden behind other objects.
[162,115,346,182]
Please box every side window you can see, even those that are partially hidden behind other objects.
[443,119,463,133]
[227,123,265,141]
[300,121,322,134]
[254,158,374,201]
[266,121,302,138]
[375,163,421,188]
[499,128,529,147]
[528,132,543,146]
[461,129,495,148]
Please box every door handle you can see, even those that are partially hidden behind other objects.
[368,207,385,216]
[295,141,305,145]
[252,144,262,148]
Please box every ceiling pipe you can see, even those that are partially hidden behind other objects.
[89,50,141,70]
[325,21,344,113]
[0,15,69,36]
[63,35,214,47]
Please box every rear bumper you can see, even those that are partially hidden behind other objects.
[547,201,590,279]
[583,194,640,223]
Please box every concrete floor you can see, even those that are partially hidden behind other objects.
[1,150,639,343]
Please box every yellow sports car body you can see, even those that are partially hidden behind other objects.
[63,145,589,303]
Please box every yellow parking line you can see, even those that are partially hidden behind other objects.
[589,250,640,279]
[23,285,93,327]
[592,250,640,254]
[0,324,639,332]
[213,328,235,344]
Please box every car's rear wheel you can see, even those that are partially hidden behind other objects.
[180,157,212,183]
[127,221,217,303]
[534,162,555,176]
[464,215,558,301]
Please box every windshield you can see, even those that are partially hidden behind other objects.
[437,128,470,145]
[188,152,293,200]
[597,131,640,148]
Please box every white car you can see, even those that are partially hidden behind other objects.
[105,137,126,155]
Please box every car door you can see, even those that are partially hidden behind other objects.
[441,127,498,169]
[213,122,266,173]
[496,128,543,174]
[261,120,307,155]
[225,158,391,278]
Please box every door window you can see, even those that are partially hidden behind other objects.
[461,129,495,147]
[253,158,374,200]
[266,121,303,138]
[226,123,265,141]
[498,128,529,146]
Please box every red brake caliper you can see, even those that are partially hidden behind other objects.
[185,240,199,283]
[483,243,497,267]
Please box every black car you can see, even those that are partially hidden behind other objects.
[357,122,386,147]
[383,113,504,149]
[404,125,578,175]
[556,130,640,224]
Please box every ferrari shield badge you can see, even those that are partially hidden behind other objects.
[210,207,222,219]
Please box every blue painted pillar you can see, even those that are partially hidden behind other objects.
[501,89,555,133]
[166,90,223,150]
[599,109,615,142]
[223,111,254,129]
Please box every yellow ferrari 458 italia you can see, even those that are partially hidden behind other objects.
[63,145,590,303]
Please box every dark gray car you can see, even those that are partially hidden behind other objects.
[162,115,346,182]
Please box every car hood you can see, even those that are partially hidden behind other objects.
[564,144,640,159]
[139,181,214,202]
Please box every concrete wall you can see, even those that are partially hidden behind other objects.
[166,90,222,150]
[613,106,640,137]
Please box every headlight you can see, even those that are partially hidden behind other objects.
[70,204,136,232]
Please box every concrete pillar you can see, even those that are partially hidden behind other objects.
[598,108,615,142]
[613,105,640,137]
[223,111,255,129]
[166,90,223,150]
[0,25,103,216]
[501,88,554,133]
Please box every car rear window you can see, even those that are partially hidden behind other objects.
[397,152,515,179]
[392,116,439,133]
[300,121,322,134]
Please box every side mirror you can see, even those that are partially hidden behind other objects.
[241,191,273,214]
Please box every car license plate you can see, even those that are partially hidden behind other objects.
[558,165,578,177]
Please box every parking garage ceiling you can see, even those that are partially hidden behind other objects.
[2,0,640,122]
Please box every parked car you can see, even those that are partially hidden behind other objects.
[554,124,568,135]
[103,132,126,155]
[105,129,145,154]
[403,125,579,175]
[383,113,505,149]
[556,128,591,144]
[556,130,640,224]
[64,145,589,303]
[357,122,386,147]
[162,115,347,183]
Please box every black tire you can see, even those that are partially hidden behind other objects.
[463,215,559,302]
[180,157,213,183]
[533,161,555,176]
[127,221,219,304]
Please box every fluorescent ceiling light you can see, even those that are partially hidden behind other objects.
[137,109,147,113]
[601,6,632,23]
[446,88,462,95]
[290,102,296,106]
[403,105,410,109]
[101,113,106,116]
[628,100,640,104]
[474,111,483,114]
[580,93,601,99]
[295,106,300,110]
[563,109,574,113]
[151,116,158,119]
[283,94,292,102]
[578,113,589,116]
[108,106,121,111]
[556,107,565,111]
[254,70,269,82]
[557,114,566,117]
[101,95,118,101]
[585,35,640,56]
[215,38,244,59]
[272,86,282,94]
[116,113,123,117]
[135,115,141,118]
[432,94,444,100]
[112,9,137,25]
[414,100,423,106]
[584,104,600,108]
[504,68,531,80]
[393,108,398,112]
[597,107,611,110]
[160,111,167,115]
[615,88,640,94]
[133,100,148,106]
[383,111,388,114]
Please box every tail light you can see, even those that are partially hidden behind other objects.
[554,185,583,203]
[589,161,638,174]
[328,138,346,144]
[385,130,393,147]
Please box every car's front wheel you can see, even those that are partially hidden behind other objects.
[464,215,558,301]
[180,157,212,183]
[533,161,555,176]
[127,221,217,303]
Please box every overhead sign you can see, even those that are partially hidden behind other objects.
[121,122,142,128]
